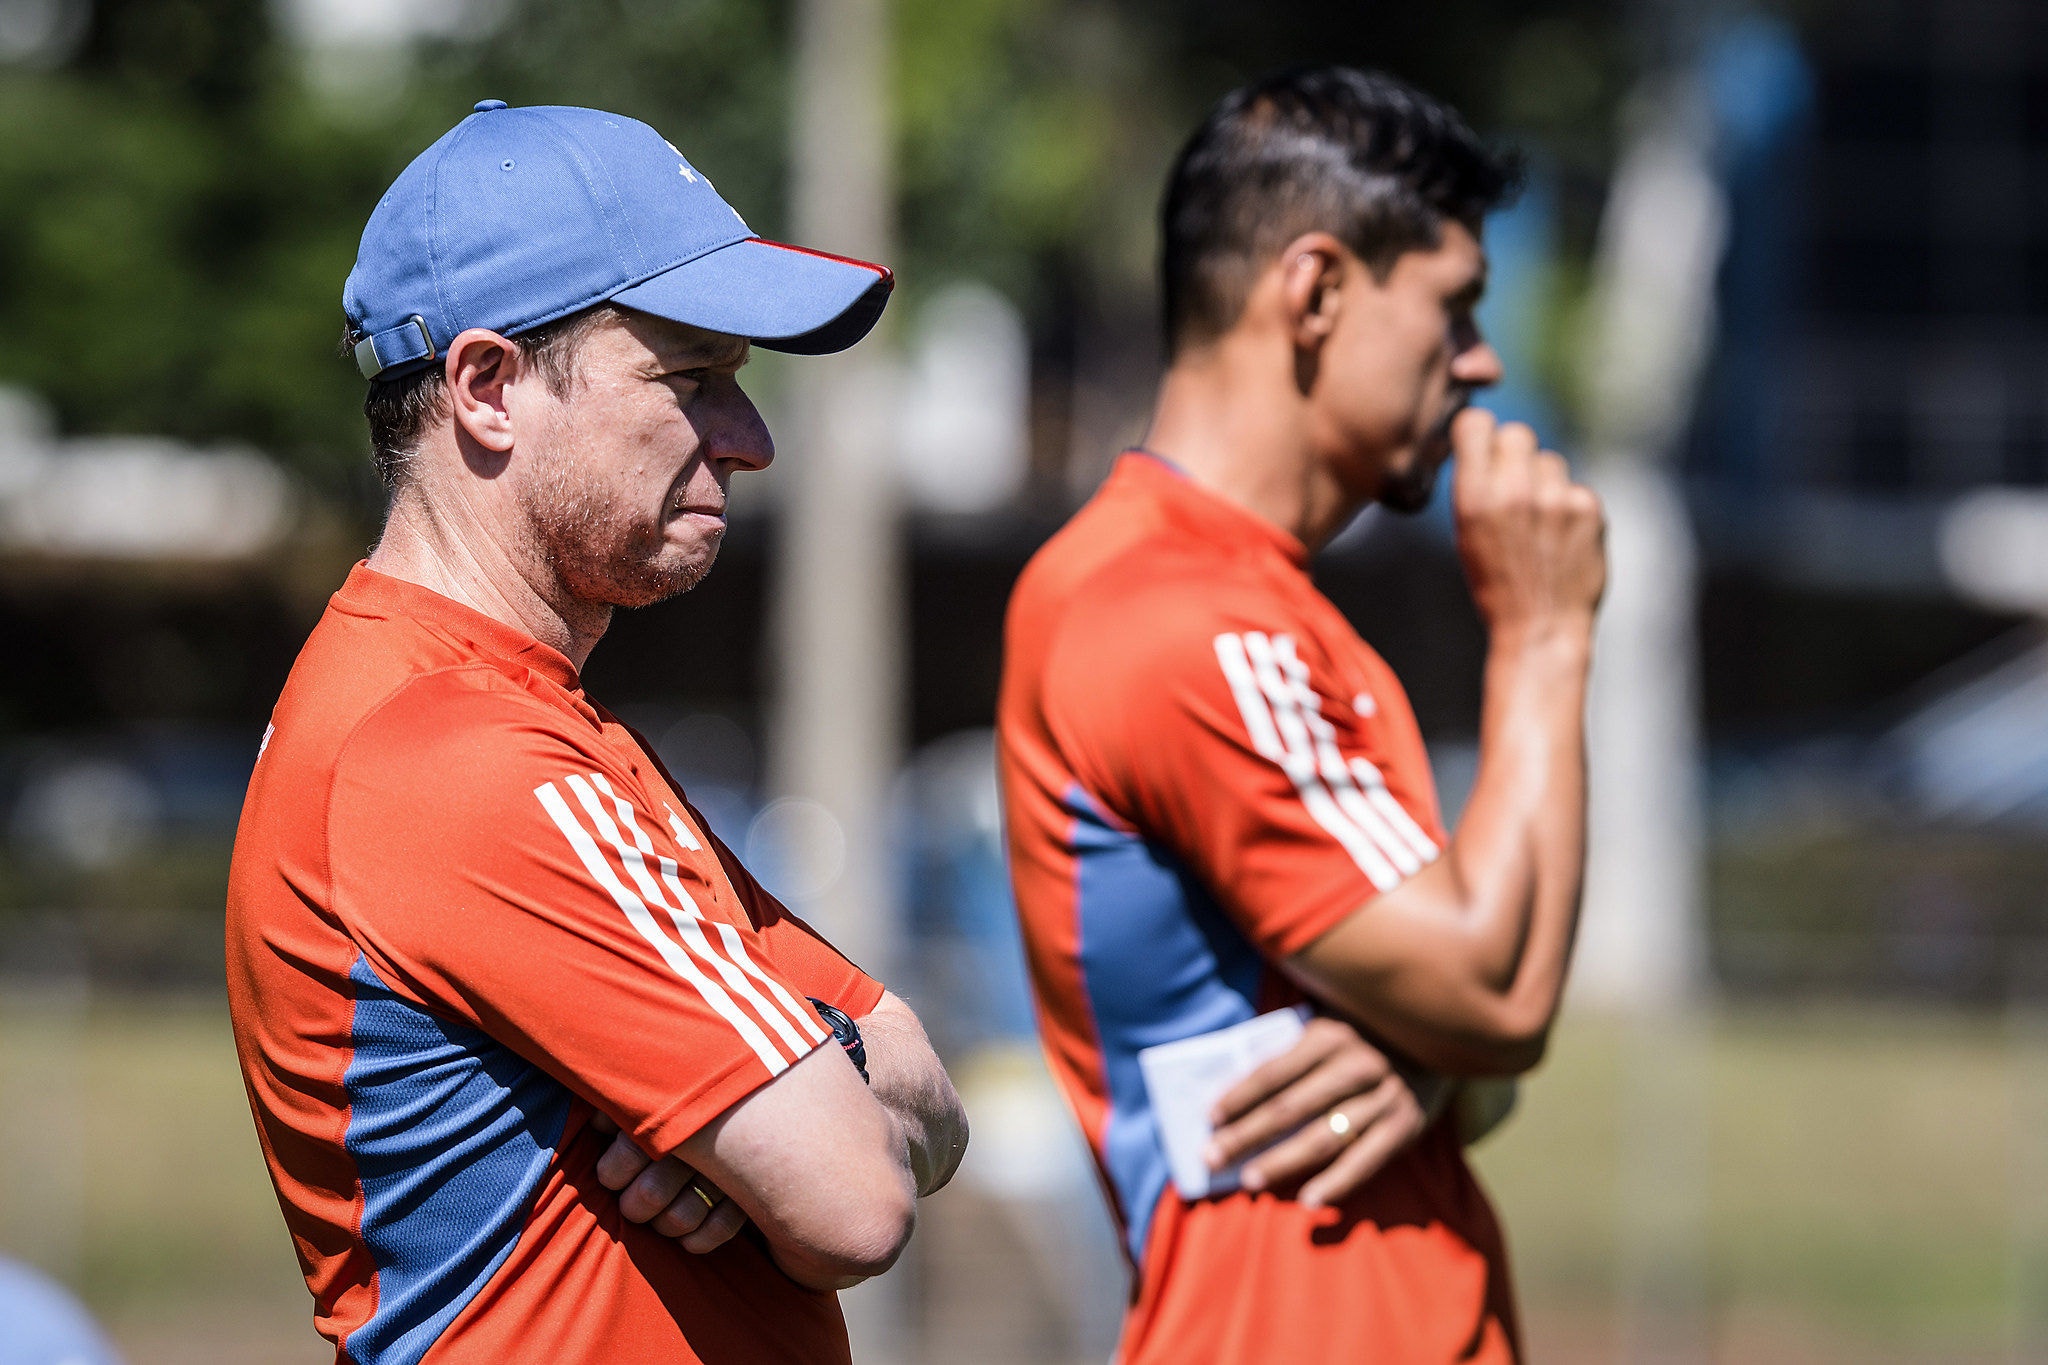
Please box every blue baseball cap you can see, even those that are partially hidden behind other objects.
[344,100,892,382]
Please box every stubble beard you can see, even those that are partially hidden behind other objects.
[520,439,710,612]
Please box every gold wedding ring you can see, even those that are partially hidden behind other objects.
[1327,1111,1352,1139]
[690,1183,718,1211]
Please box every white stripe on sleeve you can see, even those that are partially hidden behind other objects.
[534,779,794,1073]
[663,806,703,851]
[1233,631,1402,891]
[650,802,826,1044]
[1347,758,1442,863]
[567,776,817,1057]
[1270,636,1430,877]
[588,775,828,1047]
[1214,633,1287,760]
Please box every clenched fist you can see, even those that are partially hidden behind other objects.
[1450,409,1606,634]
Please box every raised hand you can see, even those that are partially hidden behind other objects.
[1450,408,1606,636]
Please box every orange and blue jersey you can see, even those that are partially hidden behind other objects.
[226,565,882,1365]
[998,452,1520,1363]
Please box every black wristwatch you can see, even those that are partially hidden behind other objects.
[808,997,869,1084]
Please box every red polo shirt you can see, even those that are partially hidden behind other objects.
[998,453,1520,1363]
[226,564,882,1365]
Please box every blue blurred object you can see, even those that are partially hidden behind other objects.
[1473,163,1563,443]
[0,1258,122,1365]
[1692,15,1816,492]
[897,731,1038,1048]
[1703,15,1816,169]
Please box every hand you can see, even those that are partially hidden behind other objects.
[1203,1015,1429,1210]
[1450,409,1606,635]
[590,1110,748,1253]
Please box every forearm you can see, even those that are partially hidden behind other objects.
[1291,622,1592,1074]
[674,1000,959,1294]
[671,1042,917,1294]
[751,1088,918,1291]
[1289,414,1605,1074]
[858,992,969,1197]
[1388,621,1590,1062]
[1447,620,1591,1001]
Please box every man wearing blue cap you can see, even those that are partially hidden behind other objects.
[225,101,967,1365]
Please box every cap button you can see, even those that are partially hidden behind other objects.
[473,98,509,113]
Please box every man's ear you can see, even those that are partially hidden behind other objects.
[445,329,521,455]
[1277,232,1348,352]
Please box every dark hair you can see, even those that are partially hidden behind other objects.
[348,303,629,491]
[1160,66,1521,355]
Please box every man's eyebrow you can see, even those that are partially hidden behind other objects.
[653,338,751,370]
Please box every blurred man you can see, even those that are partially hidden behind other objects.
[226,101,966,1365]
[998,68,1606,1362]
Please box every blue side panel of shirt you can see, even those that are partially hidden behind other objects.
[1065,784,1265,1264]
[342,954,572,1365]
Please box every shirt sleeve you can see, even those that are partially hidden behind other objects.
[1044,582,1447,960]
[325,670,837,1158]
[698,816,886,1020]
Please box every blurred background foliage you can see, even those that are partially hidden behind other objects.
[0,0,1631,501]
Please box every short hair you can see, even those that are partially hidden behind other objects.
[349,303,628,491]
[1160,66,1521,355]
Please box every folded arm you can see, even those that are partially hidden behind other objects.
[598,991,966,1291]
[858,990,969,1196]
[673,1037,913,1291]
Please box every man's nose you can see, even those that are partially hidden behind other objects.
[710,387,775,473]
[1451,339,1504,390]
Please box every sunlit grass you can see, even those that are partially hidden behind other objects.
[0,993,322,1362]
[1474,1004,2044,1361]
[2,994,2042,1363]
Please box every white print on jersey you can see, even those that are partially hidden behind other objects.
[1213,631,1440,892]
[663,805,703,851]
[534,774,828,1075]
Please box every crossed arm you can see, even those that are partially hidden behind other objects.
[1123,614,1587,1203]
[1197,644,1584,1197]
[592,990,968,1291]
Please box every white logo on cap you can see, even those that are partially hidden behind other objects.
[661,138,699,183]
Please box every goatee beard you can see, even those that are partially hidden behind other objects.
[1379,396,1466,514]
[1378,463,1440,514]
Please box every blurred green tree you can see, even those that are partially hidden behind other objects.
[423,0,792,251]
[0,0,443,496]
[0,0,1627,494]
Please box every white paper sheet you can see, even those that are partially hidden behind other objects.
[1137,1005,1311,1200]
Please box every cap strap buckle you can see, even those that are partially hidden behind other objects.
[354,315,436,381]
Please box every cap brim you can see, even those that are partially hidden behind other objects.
[610,237,892,355]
